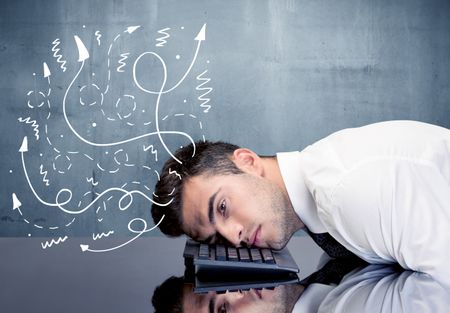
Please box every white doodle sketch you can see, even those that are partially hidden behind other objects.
[14,23,212,252]
[51,38,67,72]
[196,69,213,113]
[156,27,171,47]
[41,236,68,249]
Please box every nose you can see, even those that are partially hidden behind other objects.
[217,219,244,247]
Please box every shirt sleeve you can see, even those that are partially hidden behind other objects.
[328,158,450,289]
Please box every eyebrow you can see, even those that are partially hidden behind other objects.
[209,297,216,313]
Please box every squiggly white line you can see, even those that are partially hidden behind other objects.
[155,27,170,47]
[143,144,158,161]
[94,30,102,46]
[41,236,68,249]
[169,168,182,180]
[196,69,213,113]
[117,52,130,72]
[86,177,98,186]
[39,164,50,186]
[92,230,114,240]
[18,117,40,140]
[51,38,67,72]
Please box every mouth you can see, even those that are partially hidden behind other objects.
[250,225,261,247]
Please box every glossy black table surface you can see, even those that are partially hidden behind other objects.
[1,235,323,313]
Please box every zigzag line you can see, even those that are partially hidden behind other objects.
[196,70,213,113]
[41,236,68,249]
[51,38,67,72]
[92,230,115,241]
[86,177,99,186]
[169,168,182,180]
[117,52,130,72]
[143,144,158,161]
[18,117,40,140]
[155,27,171,47]
[39,164,50,186]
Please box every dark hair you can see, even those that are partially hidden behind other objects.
[152,276,185,313]
[151,141,243,237]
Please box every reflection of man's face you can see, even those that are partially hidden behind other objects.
[181,172,299,250]
[182,283,304,313]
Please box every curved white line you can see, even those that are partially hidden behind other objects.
[21,151,172,214]
[83,216,164,253]
[133,39,202,95]
[62,60,196,149]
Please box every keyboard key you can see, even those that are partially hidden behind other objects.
[199,244,209,260]
[209,246,216,260]
[227,247,238,261]
[216,245,227,261]
[183,239,198,259]
[238,248,251,262]
[260,248,275,264]
[250,248,262,263]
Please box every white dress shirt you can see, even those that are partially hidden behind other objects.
[277,120,450,288]
[318,265,450,312]
[293,265,450,313]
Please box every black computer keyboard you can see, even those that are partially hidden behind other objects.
[183,239,299,276]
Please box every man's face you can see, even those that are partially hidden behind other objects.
[181,168,299,249]
[182,284,302,313]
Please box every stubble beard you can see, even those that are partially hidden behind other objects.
[263,179,301,250]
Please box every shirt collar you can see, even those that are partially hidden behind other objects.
[277,151,327,233]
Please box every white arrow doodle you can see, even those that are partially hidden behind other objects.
[20,136,172,215]
[12,193,23,216]
[125,25,140,34]
[43,62,52,97]
[74,35,89,62]
[43,62,51,78]
[133,23,206,94]
[80,216,164,253]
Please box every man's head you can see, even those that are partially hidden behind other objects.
[151,141,303,249]
[152,276,304,313]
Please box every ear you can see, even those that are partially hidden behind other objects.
[232,148,264,176]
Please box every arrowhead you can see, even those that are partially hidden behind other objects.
[74,35,90,62]
[80,244,89,252]
[194,23,206,41]
[19,136,28,153]
[12,193,22,210]
[43,62,51,77]
[126,25,140,34]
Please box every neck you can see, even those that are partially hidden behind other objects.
[260,157,289,195]
[286,283,306,313]
[260,157,305,230]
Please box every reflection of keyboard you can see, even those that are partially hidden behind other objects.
[183,239,299,276]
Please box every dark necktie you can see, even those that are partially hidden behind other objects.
[306,229,358,259]
[300,257,367,286]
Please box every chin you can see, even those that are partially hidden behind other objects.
[268,240,288,251]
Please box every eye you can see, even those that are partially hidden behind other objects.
[218,199,227,217]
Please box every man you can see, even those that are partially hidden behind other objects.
[152,276,304,313]
[151,120,450,287]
